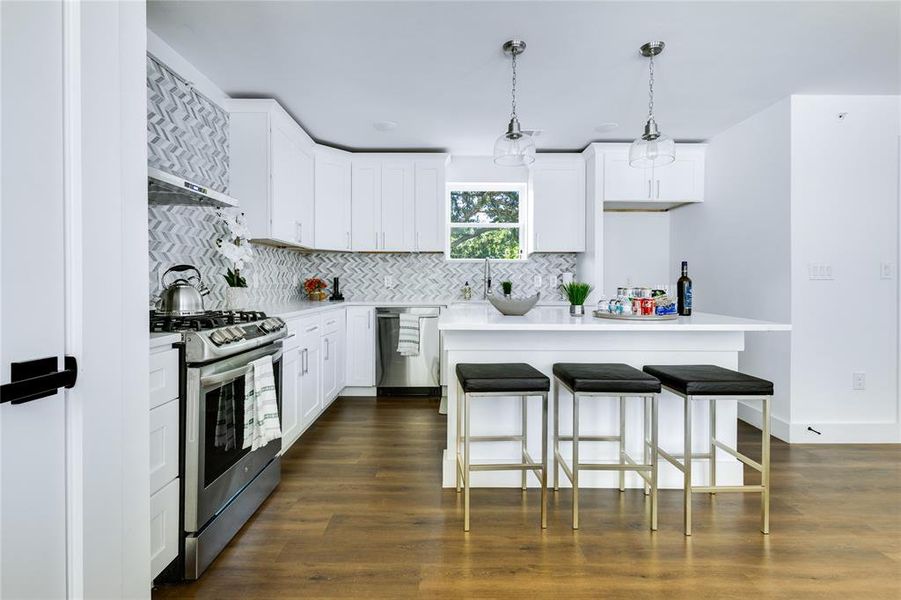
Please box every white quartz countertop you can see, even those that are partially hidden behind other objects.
[149,332,182,349]
[255,299,568,320]
[438,306,791,332]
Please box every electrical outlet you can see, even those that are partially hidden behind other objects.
[881,262,895,280]
[384,275,395,289]
[533,275,542,288]
[807,263,834,280]
[852,372,866,391]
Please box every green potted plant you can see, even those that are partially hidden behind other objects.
[501,280,513,298]
[560,281,593,317]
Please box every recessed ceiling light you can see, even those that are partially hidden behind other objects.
[373,120,398,132]
[595,122,619,133]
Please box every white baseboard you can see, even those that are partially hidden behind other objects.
[340,386,377,397]
[441,450,743,489]
[737,402,791,442]
[739,402,900,443]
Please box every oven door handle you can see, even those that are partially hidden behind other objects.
[199,349,283,388]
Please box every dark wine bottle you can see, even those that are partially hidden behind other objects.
[677,261,692,316]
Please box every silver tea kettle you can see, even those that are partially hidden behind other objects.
[157,264,210,316]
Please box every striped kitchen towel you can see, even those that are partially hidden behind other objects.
[397,312,421,357]
[242,355,282,451]
[214,383,236,451]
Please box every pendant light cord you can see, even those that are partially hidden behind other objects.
[510,50,518,120]
[647,51,655,121]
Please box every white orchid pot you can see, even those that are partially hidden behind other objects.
[226,287,249,311]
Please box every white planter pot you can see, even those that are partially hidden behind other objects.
[225,287,249,311]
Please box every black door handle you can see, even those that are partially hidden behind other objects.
[1,356,78,405]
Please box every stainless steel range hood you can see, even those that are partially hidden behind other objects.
[147,167,239,208]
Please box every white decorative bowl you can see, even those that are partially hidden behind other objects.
[488,293,540,316]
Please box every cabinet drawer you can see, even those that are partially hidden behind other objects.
[149,398,179,495]
[284,318,302,350]
[150,478,179,580]
[322,309,344,335]
[149,348,179,410]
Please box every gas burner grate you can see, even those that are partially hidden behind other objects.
[149,310,269,333]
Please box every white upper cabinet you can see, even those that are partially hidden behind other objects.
[228,99,315,247]
[530,154,586,253]
[601,143,706,210]
[351,154,448,253]
[314,146,352,251]
[413,158,446,252]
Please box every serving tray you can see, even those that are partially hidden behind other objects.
[592,310,679,321]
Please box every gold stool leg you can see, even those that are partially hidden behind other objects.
[553,382,560,492]
[619,396,626,492]
[651,395,659,531]
[709,398,716,494]
[643,396,650,496]
[540,392,548,529]
[762,395,771,534]
[572,392,580,530]
[521,395,528,491]
[464,392,471,532]
[684,395,693,536]
[456,381,462,493]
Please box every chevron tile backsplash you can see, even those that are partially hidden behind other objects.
[147,54,230,193]
[149,205,576,309]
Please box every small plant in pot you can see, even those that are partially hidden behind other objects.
[216,209,253,310]
[560,281,593,317]
[501,281,513,298]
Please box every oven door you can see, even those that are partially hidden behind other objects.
[184,343,283,533]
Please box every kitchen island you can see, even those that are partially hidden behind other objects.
[438,305,790,489]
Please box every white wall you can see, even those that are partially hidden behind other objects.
[603,212,671,297]
[789,95,899,442]
[670,98,793,436]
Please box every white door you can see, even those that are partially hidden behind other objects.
[1,3,69,596]
[380,160,414,251]
[345,307,375,387]
[2,2,148,597]
[414,160,445,252]
[314,148,351,251]
[351,160,382,251]
[531,156,586,252]
[603,153,652,201]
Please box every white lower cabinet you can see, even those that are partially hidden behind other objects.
[149,398,179,496]
[345,306,376,386]
[279,342,302,452]
[149,343,180,581]
[149,478,179,579]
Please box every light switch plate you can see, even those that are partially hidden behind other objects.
[880,262,895,280]
[384,275,395,289]
[533,275,542,288]
[852,372,866,391]
[807,263,834,280]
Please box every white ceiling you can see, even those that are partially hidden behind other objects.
[148,1,900,154]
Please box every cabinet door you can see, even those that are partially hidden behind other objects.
[300,341,322,428]
[345,307,375,386]
[315,147,352,251]
[270,121,313,245]
[321,331,339,403]
[603,152,652,201]
[296,142,316,247]
[149,478,179,579]
[654,153,704,202]
[280,346,301,452]
[531,155,585,252]
[149,398,179,495]
[351,160,381,251]
[413,160,445,252]
[380,160,414,251]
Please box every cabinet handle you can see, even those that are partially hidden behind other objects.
[302,348,308,374]
[346,231,351,249]
[656,180,660,199]
[535,233,540,251]
[416,232,421,252]
[381,231,386,248]
[647,179,652,199]
[305,325,318,333]
[295,221,303,243]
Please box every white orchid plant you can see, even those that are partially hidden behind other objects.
[216,209,253,288]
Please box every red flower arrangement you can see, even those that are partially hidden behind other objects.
[303,277,328,301]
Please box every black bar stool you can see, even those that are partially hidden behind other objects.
[643,364,773,536]
[552,363,661,530]
[455,363,550,532]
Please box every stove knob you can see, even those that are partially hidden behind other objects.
[210,330,228,345]
[260,319,273,333]
[229,326,245,340]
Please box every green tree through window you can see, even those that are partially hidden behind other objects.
[448,187,524,260]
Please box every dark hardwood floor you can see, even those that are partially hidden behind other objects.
[154,396,901,599]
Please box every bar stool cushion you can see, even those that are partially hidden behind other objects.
[553,363,661,394]
[456,363,550,393]
[642,364,774,396]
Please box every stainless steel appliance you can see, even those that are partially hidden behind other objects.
[150,310,288,580]
[376,307,440,393]
[157,264,210,317]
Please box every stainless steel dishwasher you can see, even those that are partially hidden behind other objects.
[376,306,441,395]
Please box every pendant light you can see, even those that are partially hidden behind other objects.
[493,40,536,166]
[629,41,675,168]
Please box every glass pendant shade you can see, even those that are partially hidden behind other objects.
[629,131,675,168]
[493,120,536,166]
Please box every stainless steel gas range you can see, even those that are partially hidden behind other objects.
[150,310,288,580]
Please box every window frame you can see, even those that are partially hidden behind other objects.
[445,182,528,262]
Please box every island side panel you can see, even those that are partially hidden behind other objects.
[442,329,746,489]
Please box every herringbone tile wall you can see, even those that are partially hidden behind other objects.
[147,54,230,193]
[149,205,576,309]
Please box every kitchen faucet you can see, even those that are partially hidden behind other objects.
[483,258,492,299]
